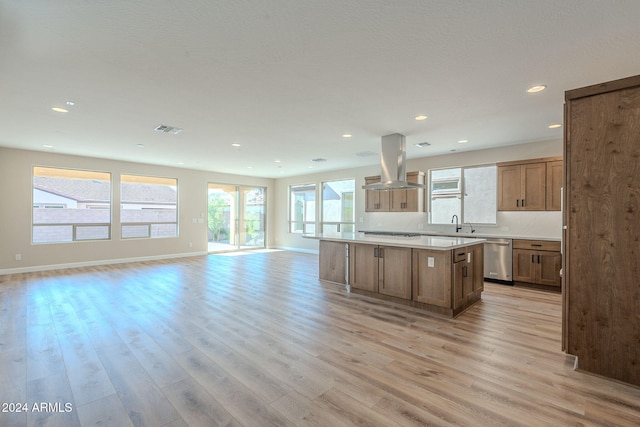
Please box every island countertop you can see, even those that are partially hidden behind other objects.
[304,231,485,250]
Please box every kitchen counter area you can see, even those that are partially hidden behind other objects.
[305,231,486,250]
[306,232,485,317]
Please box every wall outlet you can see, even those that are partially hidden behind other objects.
[15,254,22,261]
[428,256,434,267]
[188,242,193,248]
[359,217,363,223]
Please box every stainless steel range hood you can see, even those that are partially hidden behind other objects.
[362,133,426,191]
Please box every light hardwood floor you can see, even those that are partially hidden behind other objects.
[1,250,639,426]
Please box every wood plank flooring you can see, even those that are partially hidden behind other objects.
[1,250,639,426]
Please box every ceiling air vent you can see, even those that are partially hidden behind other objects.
[415,142,431,148]
[154,124,183,134]
[311,158,327,162]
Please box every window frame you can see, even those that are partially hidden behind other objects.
[32,166,113,244]
[120,173,179,239]
[320,178,355,233]
[428,164,497,225]
[289,183,317,234]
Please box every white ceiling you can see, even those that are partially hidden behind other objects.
[2,1,640,178]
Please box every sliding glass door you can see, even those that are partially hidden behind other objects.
[207,183,265,252]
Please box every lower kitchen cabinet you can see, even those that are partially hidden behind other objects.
[319,240,347,284]
[513,239,561,288]
[412,250,452,307]
[413,243,484,316]
[348,243,412,298]
[452,245,484,308]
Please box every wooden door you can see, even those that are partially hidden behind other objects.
[389,189,408,212]
[521,163,546,210]
[471,244,484,292]
[497,165,521,210]
[319,240,347,284]
[513,249,536,283]
[348,243,378,292]
[412,249,452,307]
[365,176,389,212]
[538,252,561,287]
[565,75,640,386]
[378,246,412,299]
[546,160,563,211]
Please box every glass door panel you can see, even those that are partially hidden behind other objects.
[239,186,265,249]
[207,184,237,252]
[208,183,266,252]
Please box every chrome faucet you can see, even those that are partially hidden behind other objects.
[467,222,476,233]
[451,214,462,233]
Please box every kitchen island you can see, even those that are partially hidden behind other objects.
[306,232,485,317]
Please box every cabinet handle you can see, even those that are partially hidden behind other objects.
[463,266,468,277]
[531,244,542,247]
[516,199,519,207]
[538,255,541,264]
[531,254,534,263]
[522,199,525,207]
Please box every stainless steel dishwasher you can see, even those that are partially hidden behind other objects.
[484,238,513,283]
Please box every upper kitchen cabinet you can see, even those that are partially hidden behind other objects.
[564,74,640,387]
[365,171,425,212]
[546,160,563,211]
[497,157,562,211]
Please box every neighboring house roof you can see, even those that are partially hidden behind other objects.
[33,177,176,204]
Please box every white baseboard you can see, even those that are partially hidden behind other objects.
[0,251,208,276]
[275,246,319,255]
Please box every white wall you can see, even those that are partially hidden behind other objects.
[0,147,275,274]
[273,139,563,252]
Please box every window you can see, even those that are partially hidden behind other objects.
[429,165,497,225]
[32,167,112,243]
[289,184,316,233]
[121,174,178,239]
[321,179,355,233]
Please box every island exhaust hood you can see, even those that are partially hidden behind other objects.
[362,133,426,191]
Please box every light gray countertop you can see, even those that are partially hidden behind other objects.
[304,232,486,250]
[359,230,561,242]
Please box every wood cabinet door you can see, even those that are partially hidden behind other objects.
[348,243,378,292]
[472,244,484,292]
[513,249,536,282]
[453,261,465,308]
[538,252,561,287]
[546,160,563,211]
[378,246,412,299]
[521,163,546,210]
[412,249,452,307]
[319,240,346,284]
[498,165,521,210]
[389,189,408,212]
[365,177,389,212]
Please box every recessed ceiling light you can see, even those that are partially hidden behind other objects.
[177,162,184,165]
[65,101,75,106]
[415,142,431,148]
[136,144,144,148]
[342,134,352,138]
[457,139,468,144]
[527,85,547,93]
[415,115,428,121]
[51,107,68,113]
[274,160,281,163]
[231,143,241,147]
[450,149,457,152]
[42,144,54,148]
[548,124,562,129]
[247,166,253,169]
